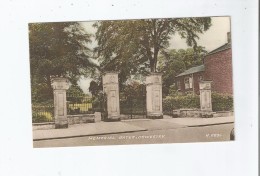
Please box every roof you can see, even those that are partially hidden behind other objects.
[176,65,205,77]
[207,42,231,55]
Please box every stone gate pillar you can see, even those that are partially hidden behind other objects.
[146,73,163,119]
[199,81,212,112]
[51,77,70,128]
[102,72,120,121]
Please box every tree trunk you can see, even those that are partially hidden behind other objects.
[46,75,54,100]
[153,49,159,73]
[150,59,156,72]
[150,47,159,73]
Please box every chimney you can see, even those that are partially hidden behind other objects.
[227,32,231,43]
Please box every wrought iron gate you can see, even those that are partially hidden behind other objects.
[120,83,146,119]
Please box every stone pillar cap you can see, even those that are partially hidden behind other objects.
[199,80,212,83]
[148,72,163,76]
[102,71,119,75]
[51,76,70,90]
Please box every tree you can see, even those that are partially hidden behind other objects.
[122,80,144,98]
[29,22,97,102]
[158,47,207,96]
[67,84,84,95]
[89,80,102,97]
[66,84,85,104]
[94,17,211,83]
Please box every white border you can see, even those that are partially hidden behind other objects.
[0,0,258,176]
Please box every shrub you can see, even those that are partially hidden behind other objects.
[163,92,233,112]
[32,112,53,123]
[32,101,54,123]
[92,92,107,112]
[163,93,200,111]
[212,92,233,111]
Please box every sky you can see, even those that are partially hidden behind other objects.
[78,16,231,94]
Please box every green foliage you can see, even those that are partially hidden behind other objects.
[32,101,54,123]
[163,92,200,111]
[163,92,233,112]
[212,92,233,111]
[29,22,97,102]
[67,84,84,95]
[94,17,211,85]
[66,88,93,115]
[158,47,206,96]
[121,80,145,98]
[92,92,107,112]
[120,99,146,115]
[31,81,53,103]
[67,103,93,115]
[66,84,85,104]
[119,80,146,115]
[32,113,47,123]
[89,80,102,96]
[32,112,53,123]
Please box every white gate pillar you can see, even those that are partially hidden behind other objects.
[102,72,120,121]
[51,77,70,128]
[146,73,163,119]
[199,81,213,112]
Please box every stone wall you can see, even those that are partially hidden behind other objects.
[173,109,201,118]
[67,114,95,125]
[33,113,99,130]
[32,122,55,130]
[213,111,234,117]
[172,109,233,118]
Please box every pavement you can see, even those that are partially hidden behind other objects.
[33,116,234,141]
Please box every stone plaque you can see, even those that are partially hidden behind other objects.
[57,93,64,116]
[152,90,160,111]
[110,75,116,83]
[154,76,160,83]
[110,90,117,113]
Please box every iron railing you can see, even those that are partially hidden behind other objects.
[67,93,93,115]
[32,104,54,123]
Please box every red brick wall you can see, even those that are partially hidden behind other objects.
[204,48,233,95]
[176,72,204,95]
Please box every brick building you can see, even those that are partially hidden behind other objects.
[175,65,205,94]
[176,32,233,95]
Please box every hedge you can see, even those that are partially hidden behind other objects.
[163,93,200,112]
[211,92,233,111]
[163,92,233,112]
[32,112,53,123]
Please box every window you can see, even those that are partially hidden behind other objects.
[199,75,203,81]
[184,76,193,89]
[177,81,181,90]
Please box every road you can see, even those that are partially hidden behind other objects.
[34,123,234,148]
